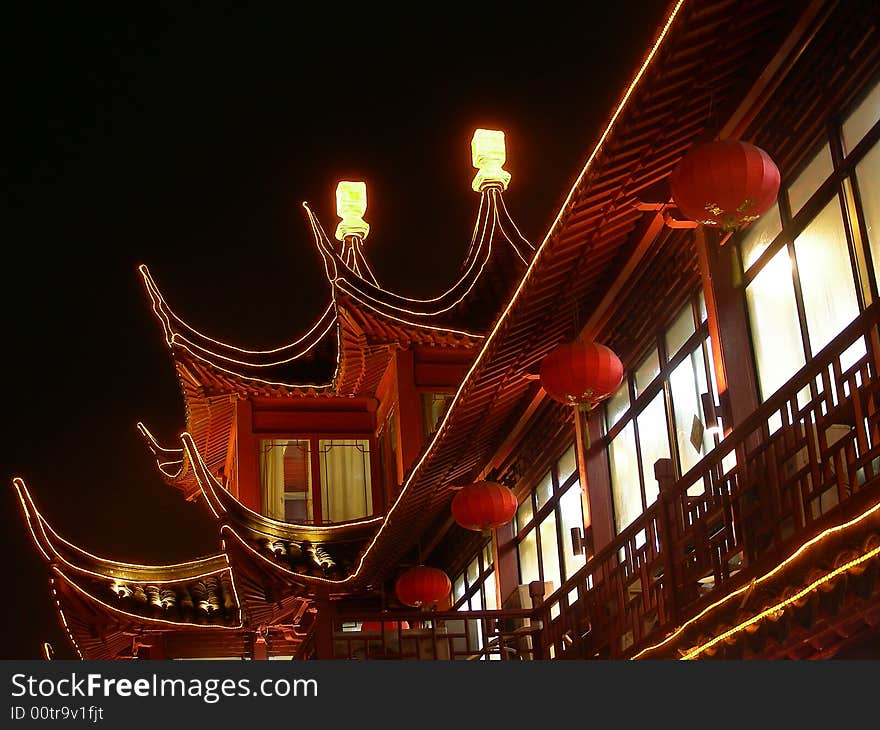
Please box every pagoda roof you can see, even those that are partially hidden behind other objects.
[140,182,530,497]
[14,478,244,658]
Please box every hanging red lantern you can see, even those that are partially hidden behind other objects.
[669,139,780,232]
[395,566,451,608]
[540,340,624,409]
[451,481,517,532]
[360,620,411,632]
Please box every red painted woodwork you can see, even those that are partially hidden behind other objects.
[395,566,451,608]
[670,140,780,231]
[234,399,261,511]
[539,341,624,408]
[451,481,517,531]
[360,620,411,631]
[395,349,424,474]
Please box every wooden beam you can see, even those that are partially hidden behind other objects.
[719,0,831,140]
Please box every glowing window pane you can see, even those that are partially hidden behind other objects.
[666,305,695,358]
[605,383,630,429]
[794,199,859,356]
[634,349,660,396]
[557,444,577,484]
[842,80,880,155]
[483,571,498,610]
[670,347,710,475]
[454,576,466,602]
[788,145,833,215]
[539,512,561,594]
[259,439,312,522]
[516,498,533,533]
[856,143,880,286]
[535,471,554,510]
[559,482,587,580]
[609,421,641,533]
[318,439,372,522]
[636,392,671,508]
[740,202,783,270]
[698,289,708,323]
[518,529,539,585]
[746,247,805,400]
[467,558,480,587]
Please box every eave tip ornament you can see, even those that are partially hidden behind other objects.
[472,129,511,192]
[670,140,781,232]
[335,180,370,241]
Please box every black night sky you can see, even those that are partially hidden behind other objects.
[3,3,671,658]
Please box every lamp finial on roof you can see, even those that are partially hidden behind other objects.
[335,181,370,241]
[471,129,511,192]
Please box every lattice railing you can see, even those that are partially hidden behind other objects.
[326,609,542,660]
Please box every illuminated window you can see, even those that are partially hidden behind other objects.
[318,439,372,523]
[259,437,374,523]
[603,293,719,535]
[450,540,496,611]
[740,77,879,401]
[513,444,584,596]
[260,439,312,522]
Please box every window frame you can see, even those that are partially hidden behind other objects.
[599,290,719,535]
[738,90,880,407]
[258,431,382,524]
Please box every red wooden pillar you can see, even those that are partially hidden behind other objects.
[654,458,680,626]
[494,520,519,607]
[696,226,760,430]
[585,413,615,554]
[235,399,261,511]
[313,588,336,660]
[395,348,424,475]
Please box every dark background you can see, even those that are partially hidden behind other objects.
[2,2,671,658]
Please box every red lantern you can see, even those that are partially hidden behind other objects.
[360,620,410,632]
[395,566,451,608]
[670,140,780,232]
[451,481,517,531]
[540,340,624,408]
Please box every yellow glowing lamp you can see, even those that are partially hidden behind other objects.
[335,181,370,241]
[471,129,511,192]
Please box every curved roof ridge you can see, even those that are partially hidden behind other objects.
[305,188,531,318]
[140,264,337,368]
[13,477,228,581]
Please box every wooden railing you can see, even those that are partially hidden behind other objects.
[321,609,544,660]
[536,302,880,658]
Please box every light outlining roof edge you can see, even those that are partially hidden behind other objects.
[137,421,185,480]
[13,477,227,574]
[140,264,338,368]
[139,264,336,358]
[307,190,517,317]
[679,541,880,660]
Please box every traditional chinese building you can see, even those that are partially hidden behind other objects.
[16,0,880,659]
